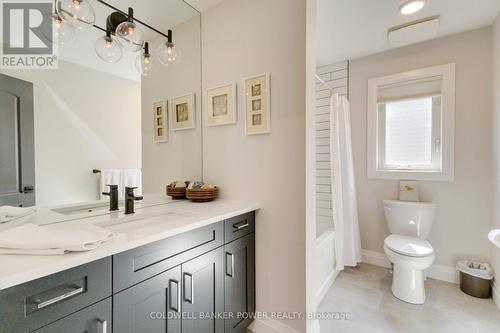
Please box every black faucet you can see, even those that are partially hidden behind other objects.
[102,184,119,211]
[125,187,143,214]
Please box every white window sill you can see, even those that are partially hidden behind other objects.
[367,169,454,182]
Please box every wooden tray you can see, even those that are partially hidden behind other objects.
[166,186,187,199]
[186,187,219,202]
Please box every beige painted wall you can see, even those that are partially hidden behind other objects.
[141,17,202,193]
[492,14,500,291]
[1,61,141,206]
[350,28,493,269]
[201,0,307,331]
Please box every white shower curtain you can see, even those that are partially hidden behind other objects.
[330,94,362,271]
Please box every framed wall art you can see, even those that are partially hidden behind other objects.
[245,73,270,135]
[171,93,195,131]
[153,100,168,143]
[206,83,237,126]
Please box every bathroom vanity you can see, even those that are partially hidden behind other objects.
[0,199,258,333]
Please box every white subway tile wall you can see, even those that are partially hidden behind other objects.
[316,61,349,237]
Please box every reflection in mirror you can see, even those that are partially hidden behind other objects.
[0,0,201,213]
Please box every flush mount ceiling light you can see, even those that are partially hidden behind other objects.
[400,0,426,15]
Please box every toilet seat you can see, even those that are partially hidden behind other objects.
[384,234,433,258]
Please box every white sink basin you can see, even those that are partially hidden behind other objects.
[51,201,124,216]
[95,209,195,230]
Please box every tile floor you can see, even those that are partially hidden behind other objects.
[317,263,500,333]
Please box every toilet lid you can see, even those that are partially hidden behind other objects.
[384,235,434,257]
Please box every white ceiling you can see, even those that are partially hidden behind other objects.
[184,0,225,12]
[58,0,199,81]
[317,0,500,66]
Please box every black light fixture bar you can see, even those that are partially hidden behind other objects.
[96,0,172,42]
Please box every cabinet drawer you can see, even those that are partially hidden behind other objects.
[33,298,111,333]
[113,222,224,292]
[224,212,255,243]
[0,257,111,332]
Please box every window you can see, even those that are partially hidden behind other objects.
[378,96,441,171]
[367,64,455,181]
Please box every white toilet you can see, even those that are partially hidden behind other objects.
[383,199,436,304]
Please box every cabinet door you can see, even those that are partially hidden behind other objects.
[181,247,224,333]
[224,234,255,333]
[33,298,111,333]
[113,266,182,333]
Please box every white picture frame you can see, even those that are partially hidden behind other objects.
[206,83,237,127]
[170,93,195,131]
[153,100,168,143]
[244,73,270,135]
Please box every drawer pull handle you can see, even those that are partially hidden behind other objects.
[226,252,234,278]
[33,285,84,310]
[97,319,107,333]
[183,273,194,304]
[233,220,249,231]
[169,279,181,312]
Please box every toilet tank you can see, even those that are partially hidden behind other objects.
[383,200,436,239]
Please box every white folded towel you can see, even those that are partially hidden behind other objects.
[0,206,36,223]
[99,169,142,199]
[123,169,142,196]
[0,223,113,255]
[100,169,123,199]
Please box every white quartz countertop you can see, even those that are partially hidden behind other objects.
[0,198,259,291]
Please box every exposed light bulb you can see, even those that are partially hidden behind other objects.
[95,33,123,63]
[400,0,426,15]
[157,41,178,66]
[57,0,95,29]
[44,13,75,45]
[135,43,153,76]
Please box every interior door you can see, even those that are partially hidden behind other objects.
[0,74,35,207]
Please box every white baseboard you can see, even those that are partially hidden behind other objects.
[493,282,500,312]
[315,269,338,303]
[248,319,303,333]
[361,249,459,284]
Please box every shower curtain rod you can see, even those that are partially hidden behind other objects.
[315,74,333,91]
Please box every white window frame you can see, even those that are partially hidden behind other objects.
[367,63,455,181]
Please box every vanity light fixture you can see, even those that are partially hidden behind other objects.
[400,0,426,15]
[135,42,153,76]
[95,30,123,63]
[157,30,178,66]
[115,7,144,52]
[51,0,179,72]
[56,0,95,30]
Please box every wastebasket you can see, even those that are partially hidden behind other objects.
[456,260,493,298]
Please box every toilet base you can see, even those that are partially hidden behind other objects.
[391,264,426,304]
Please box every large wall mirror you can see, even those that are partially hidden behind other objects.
[0,0,201,208]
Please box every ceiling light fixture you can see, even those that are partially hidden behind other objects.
[400,0,426,15]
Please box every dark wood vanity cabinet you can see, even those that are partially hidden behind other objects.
[0,211,255,333]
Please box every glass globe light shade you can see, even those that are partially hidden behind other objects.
[135,53,153,76]
[57,0,95,30]
[115,21,144,52]
[95,34,123,63]
[157,41,178,66]
[44,14,75,45]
